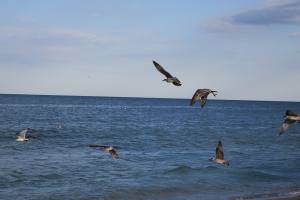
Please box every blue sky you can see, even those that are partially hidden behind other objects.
[0,0,300,101]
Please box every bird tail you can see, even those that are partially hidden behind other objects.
[224,161,229,166]
[211,91,218,96]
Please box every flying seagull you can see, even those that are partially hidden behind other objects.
[278,110,300,135]
[89,144,119,160]
[16,128,30,142]
[209,141,229,166]
[190,89,217,108]
[153,60,182,86]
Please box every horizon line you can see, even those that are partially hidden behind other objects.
[0,93,299,103]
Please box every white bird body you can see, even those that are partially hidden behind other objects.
[16,137,28,142]
[214,158,228,165]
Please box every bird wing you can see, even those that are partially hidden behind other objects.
[278,119,295,135]
[109,149,119,159]
[190,89,206,106]
[286,110,298,117]
[89,145,119,150]
[89,144,108,148]
[16,129,27,139]
[153,61,173,78]
[190,90,200,106]
[216,143,224,160]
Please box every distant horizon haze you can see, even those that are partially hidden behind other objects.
[0,93,299,103]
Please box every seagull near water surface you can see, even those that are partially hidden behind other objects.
[89,144,119,160]
[16,128,30,142]
[190,89,218,108]
[278,110,300,135]
[209,141,229,166]
[153,60,182,86]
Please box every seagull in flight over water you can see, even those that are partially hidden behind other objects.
[153,60,182,86]
[89,144,119,160]
[190,89,217,108]
[16,128,30,142]
[209,141,229,166]
[278,110,300,135]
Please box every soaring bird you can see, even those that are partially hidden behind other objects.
[278,110,300,135]
[16,128,30,142]
[89,144,119,160]
[209,141,229,166]
[190,89,217,108]
[153,60,182,86]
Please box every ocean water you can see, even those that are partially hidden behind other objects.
[0,94,300,200]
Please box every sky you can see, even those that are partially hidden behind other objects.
[0,0,300,101]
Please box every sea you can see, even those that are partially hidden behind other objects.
[0,94,300,200]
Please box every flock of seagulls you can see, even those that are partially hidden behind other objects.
[15,60,299,166]
[153,60,217,108]
[152,60,299,165]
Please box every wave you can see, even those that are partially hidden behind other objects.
[231,188,300,200]
[231,168,289,181]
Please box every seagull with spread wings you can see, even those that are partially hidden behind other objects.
[89,144,119,160]
[278,110,300,135]
[190,89,217,108]
[209,141,229,166]
[153,60,182,86]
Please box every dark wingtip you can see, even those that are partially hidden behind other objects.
[89,144,100,148]
[173,82,182,86]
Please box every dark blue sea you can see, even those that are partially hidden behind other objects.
[0,94,300,200]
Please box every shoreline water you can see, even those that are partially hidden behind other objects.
[230,189,300,200]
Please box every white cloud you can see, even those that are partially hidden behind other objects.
[289,32,300,37]
[0,27,123,44]
[0,27,125,66]
[15,16,36,23]
[203,0,300,32]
